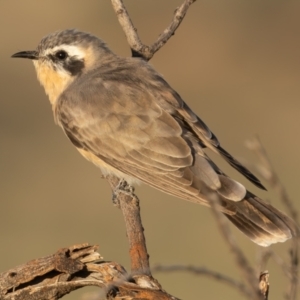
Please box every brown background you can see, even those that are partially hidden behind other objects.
[1,1,300,299]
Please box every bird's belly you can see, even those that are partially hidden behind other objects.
[77,148,140,185]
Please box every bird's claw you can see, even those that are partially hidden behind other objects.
[112,178,135,207]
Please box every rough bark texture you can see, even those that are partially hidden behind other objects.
[0,244,180,300]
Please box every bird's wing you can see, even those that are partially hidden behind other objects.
[55,61,249,210]
[55,60,298,246]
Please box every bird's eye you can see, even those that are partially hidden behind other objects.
[55,50,68,60]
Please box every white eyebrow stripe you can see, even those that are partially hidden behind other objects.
[44,45,85,59]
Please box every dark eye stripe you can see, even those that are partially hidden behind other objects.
[63,59,85,76]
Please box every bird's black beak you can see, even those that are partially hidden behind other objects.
[11,51,38,60]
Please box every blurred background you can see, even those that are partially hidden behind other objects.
[1,1,300,299]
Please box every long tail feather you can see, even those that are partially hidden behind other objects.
[224,192,298,246]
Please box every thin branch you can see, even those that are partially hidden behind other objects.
[110,0,143,53]
[111,0,196,60]
[149,0,196,56]
[245,136,299,300]
[207,193,264,300]
[153,264,252,298]
[285,244,299,300]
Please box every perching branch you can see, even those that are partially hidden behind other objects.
[110,0,196,60]
[105,176,154,279]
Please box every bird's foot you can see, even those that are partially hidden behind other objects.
[112,178,136,207]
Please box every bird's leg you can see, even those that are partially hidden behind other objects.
[112,178,136,207]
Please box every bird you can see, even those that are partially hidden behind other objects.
[12,29,297,247]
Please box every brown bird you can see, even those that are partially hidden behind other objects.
[12,29,297,246]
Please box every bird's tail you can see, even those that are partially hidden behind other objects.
[224,192,298,247]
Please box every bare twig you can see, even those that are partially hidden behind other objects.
[149,0,196,57]
[110,0,143,55]
[207,193,264,300]
[286,244,299,300]
[259,271,269,300]
[246,136,299,300]
[153,264,252,298]
[110,0,196,60]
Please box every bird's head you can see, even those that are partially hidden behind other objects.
[12,29,114,106]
